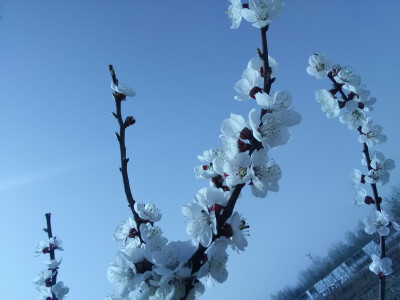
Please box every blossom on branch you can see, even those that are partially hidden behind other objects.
[369,254,393,276]
[307,53,332,79]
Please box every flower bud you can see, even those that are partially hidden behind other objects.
[124,116,136,127]
[364,196,375,205]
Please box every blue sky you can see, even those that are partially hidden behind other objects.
[1,1,400,299]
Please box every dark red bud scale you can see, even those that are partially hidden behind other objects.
[249,87,263,99]
[338,101,346,109]
[128,228,138,238]
[260,67,264,77]
[240,127,252,140]
[237,140,250,152]
[202,165,208,171]
[208,204,225,215]
[347,92,357,100]
[113,92,126,101]
[378,272,384,279]
[242,3,249,8]
[361,175,366,184]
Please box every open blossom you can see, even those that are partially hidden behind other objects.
[134,203,162,222]
[369,254,393,276]
[364,210,391,236]
[359,120,387,147]
[35,237,63,256]
[234,68,263,101]
[353,188,368,206]
[107,250,152,298]
[52,281,69,300]
[246,0,284,28]
[335,67,361,90]
[45,258,62,270]
[220,113,248,140]
[111,81,136,97]
[249,107,300,149]
[197,240,229,286]
[152,240,196,285]
[229,212,249,251]
[365,151,395,185]
[250,148,281,197]
[247,55,278,79]
[255,90,292,112]
[307,53,332,79]
[194,149,220,179]
[314,89,340,118]
[223,152,252,186]
[339,100,367,130]
[350,168,364,188]
[113,217,138,242]
[227,0,254,29]
[194,187,229,208]
[182,202,217,247]
[33,270,55,288]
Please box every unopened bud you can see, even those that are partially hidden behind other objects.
[124,116,136,127]
[364,196,375,205]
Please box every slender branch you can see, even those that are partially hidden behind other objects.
[109,65,143,234]
[45,213,58,298]
[327,72,386,300]
[260,25,274,94]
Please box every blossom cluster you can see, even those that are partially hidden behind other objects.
[34,224,69,300]
[307,53,398,278]
[228,0,284,29]
[106,2,301,299]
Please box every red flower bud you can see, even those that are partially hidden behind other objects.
[364,196,375,205]
[124,116,136,127]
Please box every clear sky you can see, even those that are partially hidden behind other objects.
[1,1,400,299]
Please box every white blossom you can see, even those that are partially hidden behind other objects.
[134,203,162,222]
[247,0,284,28]
[250,148,281,197]
[339,100,367,130]
[359,120,387,147]
[182,202,217,247]
[307,53,332,79]
[314,89,340,118]
[234,68,263,101]
[111,82,136,97]
[369,254,393,276]
[364,210,391,236]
